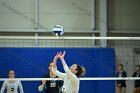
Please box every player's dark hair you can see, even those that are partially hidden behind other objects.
[136,65,140,68]
[76,64,86,77]
[8,70,15,77]
[118,64,123,70]
[48,61,53,72]
[48,61,53,68]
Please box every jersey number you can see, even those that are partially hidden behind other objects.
[50,83,56,87]
[11,88,14,91]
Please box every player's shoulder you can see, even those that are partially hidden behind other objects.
[133,71,137,74]
[16,80,22,83]
[4,80,8,83]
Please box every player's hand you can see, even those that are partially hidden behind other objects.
[42,80,46,85]
[54,52,60,60]
[60,51,66,59]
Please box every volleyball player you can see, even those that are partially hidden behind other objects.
[38,62,63,93]
[52,51,86,93]
[133,65,140,93]
[116,64,127,93]
[0,70,24,93]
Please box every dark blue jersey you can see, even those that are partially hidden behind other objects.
[116,71,127,86]
[41,73,63,93]
[133,71,140,88]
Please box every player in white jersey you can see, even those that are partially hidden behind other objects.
[52,51,86,93]
[0,70,24,93]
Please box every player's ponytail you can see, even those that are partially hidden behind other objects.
[76,64,86,77]
[81,66,86,76]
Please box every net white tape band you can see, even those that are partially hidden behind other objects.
[0,77,140,81]
[0,36,140,40]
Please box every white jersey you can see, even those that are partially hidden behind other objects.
[52,65,80,93]
[0,80,24,93]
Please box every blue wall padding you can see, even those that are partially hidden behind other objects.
[0,48,115,93]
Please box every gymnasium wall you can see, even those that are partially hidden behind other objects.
[0,0,93,30]
[1,0,140,31]
[0,48,115,93]
[108,0,140,31]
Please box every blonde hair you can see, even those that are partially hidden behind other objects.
[76,65,86,77]
[81,66,86,76]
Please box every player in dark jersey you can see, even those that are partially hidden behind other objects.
[38,62,63,93]
[116,64,127,93]
[133,65,140,93]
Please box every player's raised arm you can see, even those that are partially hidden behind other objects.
[52,52,66,80]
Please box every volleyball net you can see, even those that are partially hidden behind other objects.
[0,36,140,93]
